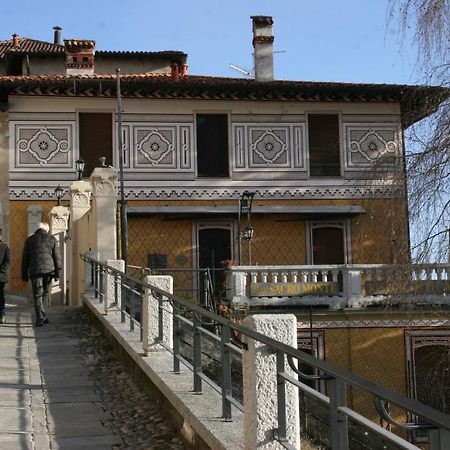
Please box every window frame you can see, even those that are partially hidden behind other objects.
[306,111,343,178]
[307,220,352,265]
[194,111,231,179]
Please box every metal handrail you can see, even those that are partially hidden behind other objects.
[82,254,450,449]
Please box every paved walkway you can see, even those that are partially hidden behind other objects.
[0,294,121,450]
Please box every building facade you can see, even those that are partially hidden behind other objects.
[0,17,449,443]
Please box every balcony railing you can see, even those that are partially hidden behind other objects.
[226,264,450,309]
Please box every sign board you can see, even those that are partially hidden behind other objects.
[250,282,338,297]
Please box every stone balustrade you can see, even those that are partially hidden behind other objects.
[226,264,450,309]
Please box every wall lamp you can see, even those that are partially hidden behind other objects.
[54,185,64,206]
[75,158,85,180]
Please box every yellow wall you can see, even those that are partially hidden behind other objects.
[8,200,55,292]
[324,326,407,424]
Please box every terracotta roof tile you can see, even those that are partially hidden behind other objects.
[0,38,64,58]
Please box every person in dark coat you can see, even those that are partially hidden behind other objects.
[21,222,61,326]
[0,228,11,324]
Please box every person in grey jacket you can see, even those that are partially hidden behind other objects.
[0,228,11,324]
[21,222,61,327]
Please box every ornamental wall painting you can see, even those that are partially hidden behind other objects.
[345,124,401,170]
[135,126,176,168]
[15,124,72,167]
[233,123,306,171]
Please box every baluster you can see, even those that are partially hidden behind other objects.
[262,272,268,283]
[272,272,279,283]
[312,271,318,283]
[291,271,298,283]
[331,270,339,283]
[251,272,258,284]
[281,272,288,283]
[301,271,308,283]
[365,269,372,282]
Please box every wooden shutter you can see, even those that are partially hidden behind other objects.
[196,114,229,177]
[312,226,345,264]
[308,114,340,177]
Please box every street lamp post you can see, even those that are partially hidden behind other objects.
[238,191,255,265]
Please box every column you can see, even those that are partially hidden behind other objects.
[69,180,92,306]
[27,205,42,236]
[49,205,70,305]
[90,167,118,262]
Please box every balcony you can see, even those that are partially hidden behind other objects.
[226,264,450,309]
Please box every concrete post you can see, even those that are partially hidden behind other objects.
[226,270,247,304]
[344,270,363,308]
[142,275,173,355]
[104,259,125,314]
[90,167,118,262]
[49,205,70,305]
[69,181,92,306]
[242,314,300,450]
[27,205,42,236]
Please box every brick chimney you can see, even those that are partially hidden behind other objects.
[64,39,95,75]
[53,26,62,45]
[12,33,20,48]
[251,16,274,82]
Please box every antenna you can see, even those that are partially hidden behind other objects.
[229,64,253,78]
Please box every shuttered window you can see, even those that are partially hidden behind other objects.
[79,113,113,177]
[308,114,341,177]
[196,114,229,177]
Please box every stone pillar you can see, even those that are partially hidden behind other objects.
[344,270,363,308]
[69,181,92,306]
[142,275,173,355]
[27,205,42,236]
[0,112,9,242]
[49,205,70,305]
[104,259,125,314]
[90,167,118,262]
[242,314,300,450]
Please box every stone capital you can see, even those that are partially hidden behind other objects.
[50,206,70,232]
[90,167,118,198]
[69,181,92,208]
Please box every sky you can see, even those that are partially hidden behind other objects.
[3,0,421,85]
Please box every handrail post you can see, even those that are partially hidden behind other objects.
[193,313,202,394]
[142,275,173,354]
[220,325,232,421]
[172,301,181,374]
[329,378,349,449]
[242,314,300,449]
[104,260,125,314]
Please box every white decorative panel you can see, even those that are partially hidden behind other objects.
[232,123,307,172]
[134,126,176,168]
[13,123,73,168]
[344,123,401,170]
[121,125,131,168]
[179,125,192,169]
[293,125,305,169]
[234,126,246,168]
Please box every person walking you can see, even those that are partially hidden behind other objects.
[0,228,11,324]
[21,222,61,326]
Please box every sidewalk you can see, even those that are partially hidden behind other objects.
[0,294,121,450]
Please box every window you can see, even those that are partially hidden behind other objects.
[196,114,229,177]
[78,113,113,177]
[405,331,450,442]
[308,114,341,177]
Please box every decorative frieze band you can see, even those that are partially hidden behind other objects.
[298,319,450,329]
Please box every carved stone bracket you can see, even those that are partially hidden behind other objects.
[50,206,70,232]
[70,181,92,208]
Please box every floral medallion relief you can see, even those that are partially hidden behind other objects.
[250,129,288,166]
[17,127,70,166]
[136,128,175,167]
